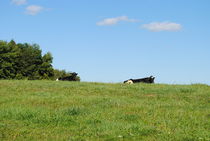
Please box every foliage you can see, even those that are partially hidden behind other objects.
[53,69,80,81]
[0,40,80,80]
[0,80,209,140]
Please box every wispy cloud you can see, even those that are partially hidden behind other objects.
[142,22,182,32]
[11,0,27,6]
[97,16,138,26]
[25,5,44,15]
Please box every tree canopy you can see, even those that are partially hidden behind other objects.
[0,40,80,81]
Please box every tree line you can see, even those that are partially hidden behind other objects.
[0,40,80,81]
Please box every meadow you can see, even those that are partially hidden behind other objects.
[0,80,209,141]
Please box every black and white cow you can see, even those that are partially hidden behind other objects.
[124,76,155,84]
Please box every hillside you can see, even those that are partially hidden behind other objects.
[0,80,209,141]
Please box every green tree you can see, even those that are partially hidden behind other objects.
[39,52,54,79]
[0,40,20,79]
[53,69,80,81]
[0,40,80,80]
[16,43,43,79]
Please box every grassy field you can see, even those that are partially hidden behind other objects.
[0,80,209,141]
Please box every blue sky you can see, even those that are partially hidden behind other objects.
[1,0,210,84]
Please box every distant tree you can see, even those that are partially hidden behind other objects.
[16,43,43,79]
[0,40,80,81]
[0,40,20,79]
[53,69,80,81]
[39,52,54,79]
[0,40,53,80]
[53,69,67,79]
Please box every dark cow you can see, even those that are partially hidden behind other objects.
[56,72,78,81]
[124,76,155,84]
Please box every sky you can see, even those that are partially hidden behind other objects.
[0,0,210,84]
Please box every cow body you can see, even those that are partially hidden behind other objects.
[124,76,155,84]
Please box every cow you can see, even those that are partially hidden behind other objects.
[56,72,78,81]
[124,76,155,84]
[124,80,133,84]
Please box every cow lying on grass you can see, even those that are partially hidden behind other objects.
[124,76,155,84]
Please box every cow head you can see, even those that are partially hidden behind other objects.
[71,72,78,76]
[149,76,155,83]
[124,79,133,84]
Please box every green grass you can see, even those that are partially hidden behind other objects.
[0,80,209,141]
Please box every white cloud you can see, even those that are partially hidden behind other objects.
[11,0,27,5]
[142,22,182,32]
[25,5,44,15]
[97,16,138,26]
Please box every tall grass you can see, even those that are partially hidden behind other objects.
[0,80,209,140]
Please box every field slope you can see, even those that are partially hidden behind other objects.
[0,80,209,141]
